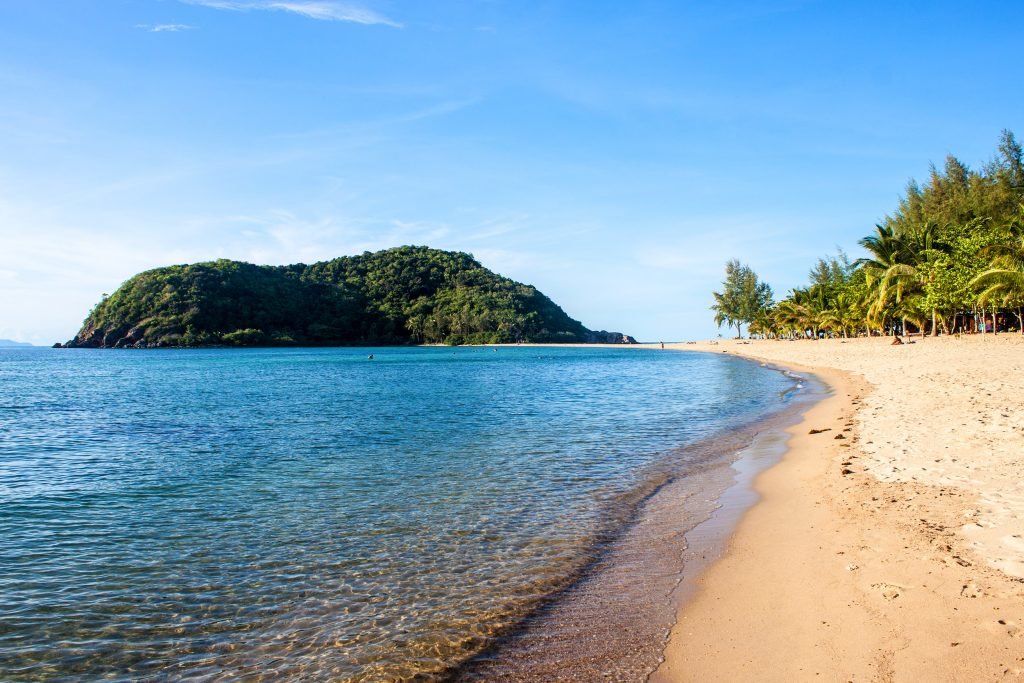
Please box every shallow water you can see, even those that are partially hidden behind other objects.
[0,346,797,681]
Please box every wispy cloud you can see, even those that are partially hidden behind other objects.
[179,0,402,27]
[136,23,196,32]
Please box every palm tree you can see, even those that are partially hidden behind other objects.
[773,291,817,338]
[857,224,903,335]
[858,222,943,336]
[972,216,1024,333]
[771,300,804,339]
[748,305,777,339]
[819,291,861,338]
[882,222,944,335]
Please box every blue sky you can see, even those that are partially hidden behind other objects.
[1,0,1021,344]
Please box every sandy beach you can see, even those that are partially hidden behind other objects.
[653,335,1024,682]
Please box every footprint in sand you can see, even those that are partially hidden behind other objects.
[998,619,1021,638]
[871,582,905,601]
[960,582,986,599]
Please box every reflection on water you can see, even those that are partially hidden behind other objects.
[0,346,795,681]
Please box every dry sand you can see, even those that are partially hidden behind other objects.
[652,334,1024,682]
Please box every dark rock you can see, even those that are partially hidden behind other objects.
[67,327,102,348]
[583,330,638,344]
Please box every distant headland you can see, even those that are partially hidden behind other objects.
[58,246,635,348]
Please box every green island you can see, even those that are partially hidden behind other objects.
[712,130,1024,338]
[61,246,633,348]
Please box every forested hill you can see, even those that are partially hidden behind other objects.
[62,246,634,348]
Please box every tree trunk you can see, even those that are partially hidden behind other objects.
[931,309,938,336]
[1018,307,1023,335]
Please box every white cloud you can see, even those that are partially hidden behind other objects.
[153,23,196,32]
[136,23,196,32]
[179,0,402,27]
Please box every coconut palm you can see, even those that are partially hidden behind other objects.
[882,222,944,335]
[972,215,1024,333]
[857,222,942,335]
[798,285,832,338]
[748,305,777,339]
[772,299,808,339]
[773,289,822,338]
[819,291,861,338]
[857,225,903,334]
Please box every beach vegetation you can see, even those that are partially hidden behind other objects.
[711,260,773,338]
[727,130,1024,337]
[69,246,594,347]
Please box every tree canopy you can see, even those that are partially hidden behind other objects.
[66,246,605,347]
[723,130,1024,338]
[711,260,773,338]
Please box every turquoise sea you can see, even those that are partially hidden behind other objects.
[0,346,801,681]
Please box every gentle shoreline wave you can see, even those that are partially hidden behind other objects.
[0,346,803,681]
[452,356,823,681]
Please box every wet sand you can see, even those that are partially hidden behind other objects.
[455,375,821,681]
[654,336,1024,682]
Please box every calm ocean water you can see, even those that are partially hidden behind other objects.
[0,346,797,681]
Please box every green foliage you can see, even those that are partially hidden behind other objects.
[73,246,590,347]
[971,215,1024,324]
[888,131,1023,232]
[222,328,268,345]
[757,130,1024,337]
[711,259,773,337]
